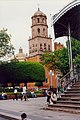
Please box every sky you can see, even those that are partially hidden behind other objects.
[0,0,73,55]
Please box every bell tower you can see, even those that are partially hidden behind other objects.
[28,8,52,57]
[27,8,54,89]
[32,8,48,38]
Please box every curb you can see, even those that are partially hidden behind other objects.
[0,114,19,120]
[42,107,80,114]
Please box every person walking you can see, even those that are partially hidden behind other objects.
[20,92,23,101]
[22,87,28,101]
[51,91,57,104]
[21,113,27,120]
[46,89,51,105]
[13,88,18,100]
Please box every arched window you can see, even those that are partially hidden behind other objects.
[44,43,46,47]
[42,18,45,23]
[38,28,40,34]
[48,45,50,51]
[37,18,39,23]
[44,43,46,51]
[43,28,45,33]
[40,43,42,50]
[33,44,34,47]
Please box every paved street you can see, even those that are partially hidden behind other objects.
[0,97,80,120]
[0,117,7,120]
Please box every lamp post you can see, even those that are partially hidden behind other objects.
[68,23,73,78]
[49,70,54,88]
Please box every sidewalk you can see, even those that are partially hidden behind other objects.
[0,97,46,120]
[0,97,80,120]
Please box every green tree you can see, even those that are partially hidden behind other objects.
[54,48,69,75]
[41,48,69,76]
[0,62,45,84]
[35,82,43,87]
[40,52,57,70]
[0,28,14,59]
[71,38,80,59]
[73,55,80,68]
[73,54,80,78]
[41,38,80,76]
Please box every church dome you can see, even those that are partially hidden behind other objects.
[16,53,26,58]
[15,47,26,61]
[33,8,46,17]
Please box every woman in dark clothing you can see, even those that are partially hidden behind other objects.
[21,113,27,120]
[46,90,51,104]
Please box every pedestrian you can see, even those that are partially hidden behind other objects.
[46,89,51,105]
[25,89,28,101]
[2,92,8,99]
[13,88,18,100]
[23,93,27,101]
[22,87,28,101]
[20,92,23,101]
[51,91,57,104]
[21,113,27,120]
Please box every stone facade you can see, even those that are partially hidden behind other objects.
[28,8,52,57]
[27,55,41,62]
[27,8,58,89]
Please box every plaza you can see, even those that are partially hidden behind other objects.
[0,97,80,120]
[0,0,80,119]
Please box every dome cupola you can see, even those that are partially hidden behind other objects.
[31,8,48,38]
[33,8,46,17]
[15,47,26,61]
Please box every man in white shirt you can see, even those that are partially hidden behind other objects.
[13,89,18,100]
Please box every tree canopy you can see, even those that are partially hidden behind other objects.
[40,48,69,75]
[40,51,58,70]
[41,38,80,76]
[71,39,80,59]
[35,82,43,87]
[0,28,14,60]
[73,55,80,68]
[0,62,45,84]
[54,48,69,75]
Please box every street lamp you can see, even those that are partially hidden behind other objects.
[68,23,73,78]
[49,70,54,88]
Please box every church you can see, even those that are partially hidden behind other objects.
[16,8,63,89]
